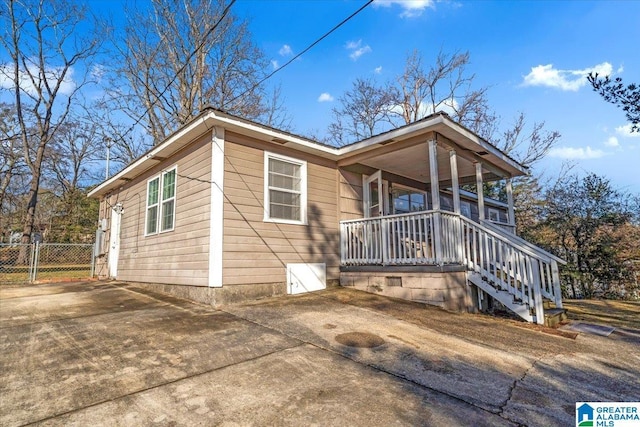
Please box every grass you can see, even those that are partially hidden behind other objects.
[0,264,92,284]
[563,299,640,330]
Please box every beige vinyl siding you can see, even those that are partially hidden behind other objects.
[112,131,212,286]
[223,132,340,286]
[338,169,364,221]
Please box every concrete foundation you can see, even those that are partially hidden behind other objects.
[130,279,340,308]
[340,267,474,312]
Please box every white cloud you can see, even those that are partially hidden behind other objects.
[278,44,293,56]
[373,0,434,18]
[270,60,279,70]
[604,136,619,147]
[345,40,362,50]
[0,63,77,96]
[318,93,334,102]
[615,124,640,138]
[345,39,372,61]
[548,146,607,160]
[522,62,613,91]
[374,66,383,74]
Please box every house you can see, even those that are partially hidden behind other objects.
[89,107,565,325]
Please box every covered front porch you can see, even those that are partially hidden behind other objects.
[335,114,564,324]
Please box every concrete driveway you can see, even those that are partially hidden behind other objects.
[1,282,638,426]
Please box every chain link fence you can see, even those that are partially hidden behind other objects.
[0,243,95,284]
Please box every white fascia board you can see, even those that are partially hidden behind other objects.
[335,115,445,156]
[437,119,528,176]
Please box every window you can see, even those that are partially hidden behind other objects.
[264,152,307,224]
[460,201,472,218]
[391,186,426,215]
[146,167,177,235]
[488,208,501,222]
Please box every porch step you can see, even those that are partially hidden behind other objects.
[544,308,568,328]
[468,272,534,323]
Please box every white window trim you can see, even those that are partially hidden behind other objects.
[145,176,160,236]
[144,166,178,236]
[390,183,427,214]
[488,207,501,223]
[263,151,307,225]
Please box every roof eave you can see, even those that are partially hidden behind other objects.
[88,109,343,199]
[88,112,214,198]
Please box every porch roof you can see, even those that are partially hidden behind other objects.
[336,113,528,185]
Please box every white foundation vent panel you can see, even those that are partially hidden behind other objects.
[287,263,326,295]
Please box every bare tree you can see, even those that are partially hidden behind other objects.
[261,84,293,131]
[497,112,561,168]
[0,102,29,241]
[395,49,491,129]
[46,119,100,196]
[89,101,149,177]
[109,0,282,144]
[326,50,492,145]
[0,0,100,247]
[328,78,398,145]
[0,102,26,209]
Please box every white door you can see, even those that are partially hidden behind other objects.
[363,171,383,218]
[108,204,123,279]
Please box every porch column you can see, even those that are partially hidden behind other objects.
[506,178,516,231]
[428,140,440,210]
[449,150,460,214]
[428,139,442,263]
[449,149,463,263]
[475,162,485,221]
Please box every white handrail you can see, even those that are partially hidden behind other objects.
[480,219,566,265]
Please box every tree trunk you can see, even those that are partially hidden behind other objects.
[17,169,40,264]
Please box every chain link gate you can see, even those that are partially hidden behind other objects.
[0,243,95,284]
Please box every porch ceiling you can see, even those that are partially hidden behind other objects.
[360,141,494,185]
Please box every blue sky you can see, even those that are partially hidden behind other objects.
[3,0,638,191]
[230,0,640,191]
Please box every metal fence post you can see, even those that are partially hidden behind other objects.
[33,242,40,282]
[28,243,36,282]
[90,244,96,278]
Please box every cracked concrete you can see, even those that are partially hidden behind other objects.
[1,281,638,426]
[499,358,542,417]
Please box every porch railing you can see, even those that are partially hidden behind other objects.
[340,210,563,323]
[340,210,455,266]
